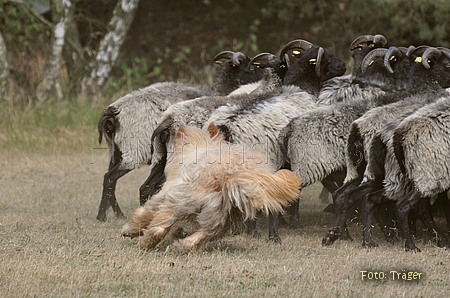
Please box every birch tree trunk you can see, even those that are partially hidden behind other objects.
[83,0,140,94]
[36,0,72,104]
[0,30,9,93]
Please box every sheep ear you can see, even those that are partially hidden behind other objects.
[207,123,221,138]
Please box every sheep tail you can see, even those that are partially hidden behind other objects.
[368,133,387,178]
[150,116,174,157]
[392,127,407,175]
[223,169,301,220]
[347,123,364,168]
[277,123,293,166]
[97,106,119,144]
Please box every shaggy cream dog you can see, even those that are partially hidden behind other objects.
[121,123,301,252]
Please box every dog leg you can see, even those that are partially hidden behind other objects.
[139,209,177,250]
[174,230,208,252]
[121,203,159,238]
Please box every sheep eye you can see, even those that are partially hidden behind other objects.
[414,57,422,63]
[309,58,317,65]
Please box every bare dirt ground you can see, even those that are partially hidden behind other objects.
[1,149,450,297]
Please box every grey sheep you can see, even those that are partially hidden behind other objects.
[387,96,450,251]
[328,47,450,249]
[141,39,346,235]
[96,51,264,221]
[278,47,431,244]
[141,66,286,207]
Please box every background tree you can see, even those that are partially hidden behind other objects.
[0,31,9,93]
[2,0,450,105]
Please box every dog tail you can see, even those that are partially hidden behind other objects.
[223,169,301,220]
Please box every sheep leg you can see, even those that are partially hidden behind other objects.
[408,209,419,236]
[395,190,421,252]
[139,160,167,205]
[414,197,450,249]
[246,219,261,238]
[268,211,281,243]
[322,179,361,246]
[288,199,301,228]
[434,191,450,233]
[97,165,130,221]
[361,189,385,248]
[321,171,346,212]
[373,199,398,242]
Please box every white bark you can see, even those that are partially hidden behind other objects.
[84,0,140,93]
[36,0,72,104]
[0,31,9,83]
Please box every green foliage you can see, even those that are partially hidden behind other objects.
[0,92,117,152]
[0,0,51,52]
[258,0,450,58]
[104,55,152,93]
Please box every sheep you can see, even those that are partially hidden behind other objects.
[389,96,450,251]
[202,41,347,240]
[140,39,346,240]
[277,46,427,245]
[138,50,290,203]
[317,34,391,105]
[96,51,265,221]
[326,46,450,248]
[278,47,401,194]
[213,35,392,239]
[355,96,450,252]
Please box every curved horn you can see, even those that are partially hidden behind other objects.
[405,45,417,57]
[422,47,442,69]
[284,53,292,68]
[349,34,388,52]
[398,46,408,54]
[315,47,325,77]
[372,34,388,47]
[349,35,375,52]
[384,47,402,74]
[232,52,248,66]
[211,51,235,65]
[250,52,277,67]
[437,47,450,58]
[360,48,388,74]
[280,39,314,61]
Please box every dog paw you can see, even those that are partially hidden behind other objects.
[121,224,141,238]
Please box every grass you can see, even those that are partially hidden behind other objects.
[1,97,450,297]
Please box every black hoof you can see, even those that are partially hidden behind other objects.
[115,212,126,219]
[96,214,107,222]
[322,229,339,246]
[269,236,282,244]
[405,242,421,252]
[362,240,379,248]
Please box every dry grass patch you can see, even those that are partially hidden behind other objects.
[1,150,450,297]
